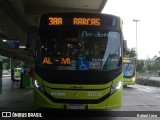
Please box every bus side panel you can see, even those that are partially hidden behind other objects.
[123,77,136,85]
[106,83,122,109]
[107,73,123,109]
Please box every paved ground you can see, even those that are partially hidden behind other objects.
[0,77,160,120]
[0,76,37,112]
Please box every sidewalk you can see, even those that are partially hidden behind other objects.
[149,77,160,81]
[136,76,160,87]
[0,76,38,111]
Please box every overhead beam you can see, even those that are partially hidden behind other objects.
[25,6,99,15]
[0,0,37,31]
[99,0,108,12]
[0,47,34,63]
[25,0,108,15]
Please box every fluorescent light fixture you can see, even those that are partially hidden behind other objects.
[2,39,7,42]
[19,46,26,48]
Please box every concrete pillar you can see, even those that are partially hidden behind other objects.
[0,61,2,94]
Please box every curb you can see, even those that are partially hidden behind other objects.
[136,78,160,87]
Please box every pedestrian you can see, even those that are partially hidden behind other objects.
[20,65,27,88]
[28,64,34,87]
[11,67,15,81]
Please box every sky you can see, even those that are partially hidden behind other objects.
[102,0,160,59]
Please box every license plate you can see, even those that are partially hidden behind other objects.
[66,104,85,110]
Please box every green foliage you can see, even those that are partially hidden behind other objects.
[150,56,160,70]
[123,48,160,72]
[123,48,136,58]
[136,59,145,72]
[2,58,24,70]
[14,60,23,68]
[140,55,160,72]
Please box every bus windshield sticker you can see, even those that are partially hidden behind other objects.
[77,60,89,70]
[89,61,101,70]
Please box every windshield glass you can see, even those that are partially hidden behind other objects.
[123,63,135,77]
[36,28,121,71]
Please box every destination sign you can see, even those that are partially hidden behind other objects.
[48,17,100,26]
[39,13,117,31]
[123,59,134,63]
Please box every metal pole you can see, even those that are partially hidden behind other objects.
[136,21,138,59]
[133,19,140,59]
[0,61,2,94]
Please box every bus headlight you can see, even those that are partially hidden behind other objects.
[35,80,44,93]
[131,77,135,81]
[110,81,122,94]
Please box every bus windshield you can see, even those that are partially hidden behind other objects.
[36,28,121,71]
[123,63,135,77]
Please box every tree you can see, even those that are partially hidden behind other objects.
[150,56,160,70]
[136,59,144,72]
[123,48,136,58]
[142,56,160,75]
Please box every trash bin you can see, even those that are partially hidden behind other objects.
[22,75,31,88]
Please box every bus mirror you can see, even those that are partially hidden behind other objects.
[123,40,127,51]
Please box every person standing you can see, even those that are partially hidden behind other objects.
[28,64,34,87]
[20,65,27,88]
[11,67,15,80]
